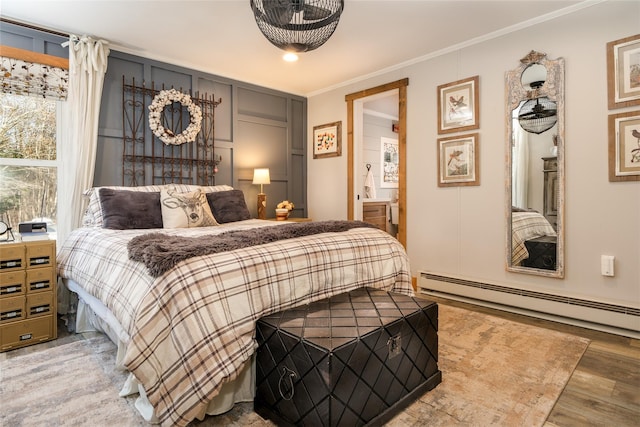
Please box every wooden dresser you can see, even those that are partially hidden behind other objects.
[362,202,388,232]
[0,240,57,352]
[542,156,558,229]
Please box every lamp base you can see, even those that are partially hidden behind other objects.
[257,193,267,220]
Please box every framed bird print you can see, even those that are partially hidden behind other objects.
[437,75,479,134]
[607,34,640,109]
[437,133,480,187]
[608,110,640,182]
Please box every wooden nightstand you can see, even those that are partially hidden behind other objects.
[0,240,57,351]
[268,217,313,223]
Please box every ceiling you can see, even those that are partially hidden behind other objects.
[1,0,587,96]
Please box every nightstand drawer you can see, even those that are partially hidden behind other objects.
[27,292,53,318]
[0,245,25,271]
[26,242,55,269]
[0,271,26,297]
[0,295,25,323]
[0,316,53,351]
[26,268,55,293]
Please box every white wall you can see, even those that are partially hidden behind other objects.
[307,1,639,310]
[362,114,397,201]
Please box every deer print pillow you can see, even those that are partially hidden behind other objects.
[160,186,219,228]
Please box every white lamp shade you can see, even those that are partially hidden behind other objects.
[252,168,271,185]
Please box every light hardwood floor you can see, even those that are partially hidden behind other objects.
[424,295,640,427]
[4,296,638,426]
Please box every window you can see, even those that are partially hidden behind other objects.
[0,92,59,237]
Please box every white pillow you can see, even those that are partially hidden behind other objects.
[82,184,233,227]
[160,187,219,228]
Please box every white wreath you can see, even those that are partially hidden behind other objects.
[148,89,202,145]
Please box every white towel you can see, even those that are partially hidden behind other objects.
[364,169,377,199]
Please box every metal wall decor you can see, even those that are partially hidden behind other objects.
[250,0,344,53]
[122,77,222,186]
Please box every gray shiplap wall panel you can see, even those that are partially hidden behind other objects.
[0,26,67,58]
[197,77,232,142]
[291,99,305,152]
[238,87,288,122]
[235,119,288,177]
[150,66,193,93]
[100,56,144,133]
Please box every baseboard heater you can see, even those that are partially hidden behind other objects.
[418,271,639,337]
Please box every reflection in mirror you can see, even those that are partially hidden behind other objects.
[520,63,547,89]
[506,51,565,278]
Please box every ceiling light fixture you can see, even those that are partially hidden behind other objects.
[517,81,558,134]
[283,52,299,62]
[250,0,344,53]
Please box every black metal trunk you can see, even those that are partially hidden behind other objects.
[254,287,441,426]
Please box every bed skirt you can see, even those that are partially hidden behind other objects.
[60,279,256,423]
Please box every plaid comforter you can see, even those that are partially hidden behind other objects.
[57,219,413,427]
[511,212,557,265]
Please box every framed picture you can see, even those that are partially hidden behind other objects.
[608,110,640,182]
[437,133,480,187]
[380,137,399,188]
[607,34,640,109]
[313,121,342,159]
[437,75,479,134]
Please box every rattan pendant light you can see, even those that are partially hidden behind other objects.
[250,0,344,53]
[517,80,558,134]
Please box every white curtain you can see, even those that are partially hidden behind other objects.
[512,124,529,209]
[58,35,109,244]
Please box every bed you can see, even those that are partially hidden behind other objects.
[511,210,557,265]
[56,183,413,427]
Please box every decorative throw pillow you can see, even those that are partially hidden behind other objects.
[206,190,251,223]
[99,188,163,229]
[83,184,233,227]
[160,187,219,228]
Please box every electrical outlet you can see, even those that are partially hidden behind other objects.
[601,255,615,277]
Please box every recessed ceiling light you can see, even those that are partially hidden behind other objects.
[283,52,298,62]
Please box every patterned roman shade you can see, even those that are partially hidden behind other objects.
[0,45,69,100]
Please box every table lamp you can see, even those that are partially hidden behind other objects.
[252,168,270,219]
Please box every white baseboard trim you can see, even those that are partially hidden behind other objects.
[418,271,640,339]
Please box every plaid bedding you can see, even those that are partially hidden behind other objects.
[511,212,557,265]
[57,219,413,427]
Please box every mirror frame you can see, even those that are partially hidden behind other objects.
[505,51,565,278]
[346,78,409,248]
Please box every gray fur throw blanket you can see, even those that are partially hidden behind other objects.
[128,220,378,277]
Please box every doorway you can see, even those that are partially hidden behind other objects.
[346,78,408,247]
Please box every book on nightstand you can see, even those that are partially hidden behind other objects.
[19,232,50,241]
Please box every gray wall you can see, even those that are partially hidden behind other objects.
[0,21,307,219]
[98,51,307,219]
[0,22,67,57]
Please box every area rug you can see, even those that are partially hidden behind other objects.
[0,305,589,426]
[0,336,145,426]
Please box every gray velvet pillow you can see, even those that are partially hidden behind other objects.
[206,190,251,223]
[99,188,163,229]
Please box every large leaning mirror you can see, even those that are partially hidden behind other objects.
[506,51,565,278]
